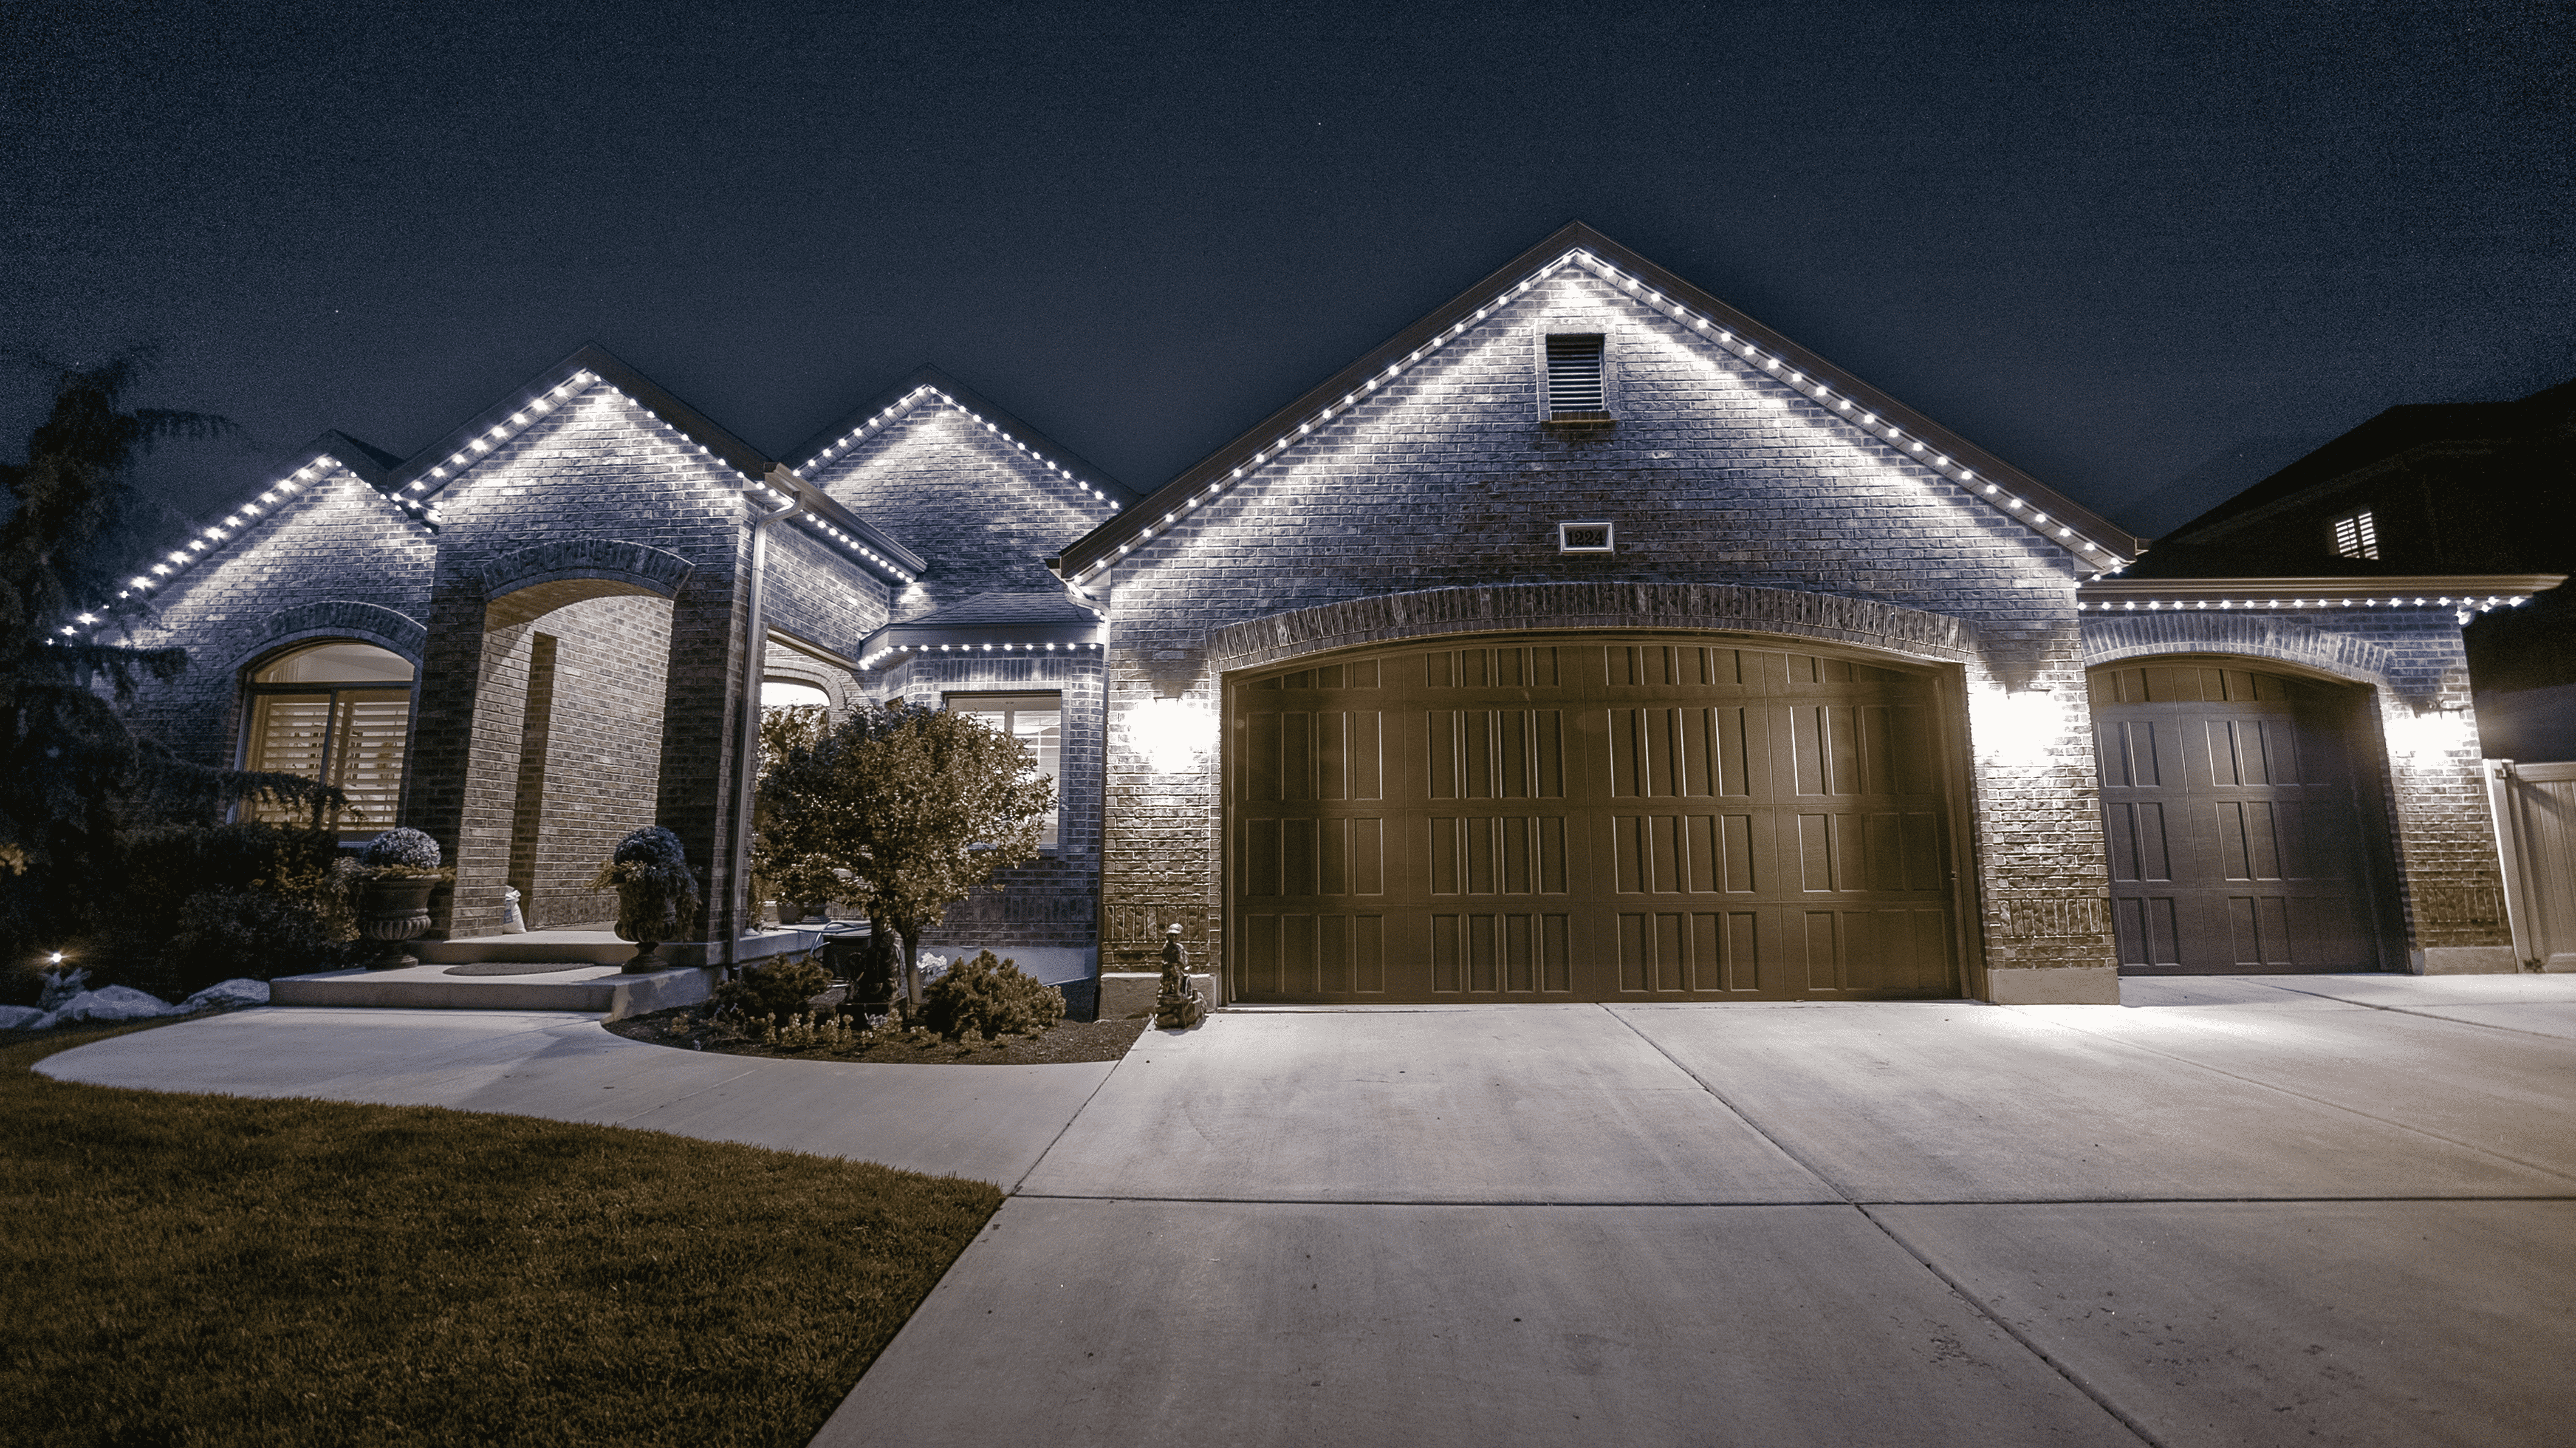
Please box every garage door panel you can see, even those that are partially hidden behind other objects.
[2095,663,2394,974]
[1237,635,1961,1002]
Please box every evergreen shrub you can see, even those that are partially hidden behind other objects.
[919,951,1064,1041]
[711,951,831,1022]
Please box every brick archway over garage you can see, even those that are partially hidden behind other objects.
[2081,613,2403,697]
[474,539,694,602]
[1207,583,1980,676]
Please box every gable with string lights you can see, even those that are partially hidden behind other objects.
[1053,222,2151,589]
[789,367,1131,537]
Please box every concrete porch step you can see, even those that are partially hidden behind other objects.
[418,927,831,969]
[270,961,717,1019]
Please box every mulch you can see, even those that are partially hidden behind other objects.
[602,975,1166,1066]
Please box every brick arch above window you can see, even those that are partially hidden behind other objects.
[1204,582,1978,676]
[228,599,426,674]
[473,539,694,603]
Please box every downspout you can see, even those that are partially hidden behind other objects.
[725,477,806,976]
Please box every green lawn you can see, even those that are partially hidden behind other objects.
[0,1021,1001,1446]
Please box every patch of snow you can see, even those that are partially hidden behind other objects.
[181,978,270,1011]
[0,1005,50,1031]
[50,985,179,1023]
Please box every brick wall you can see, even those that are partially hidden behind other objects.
[515,593,675,928]
[1089,267,2112,988]
[762,522,891,659]
[122,465,437,773]
[805,401,1117,622]
[404,383,757,940]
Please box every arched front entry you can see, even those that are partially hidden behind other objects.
[1226,632,1969,1002]
[2086,657,2402,973]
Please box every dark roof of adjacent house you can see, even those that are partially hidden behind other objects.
[2128,374,2576,579]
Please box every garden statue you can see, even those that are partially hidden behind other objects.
[1156,922,1207,1028]
[352,828,453,968]
[591,826,702,971]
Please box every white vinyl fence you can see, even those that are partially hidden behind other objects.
[2489,760,2576,972]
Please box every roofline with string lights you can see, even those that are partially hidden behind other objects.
[1052,220,2151,585]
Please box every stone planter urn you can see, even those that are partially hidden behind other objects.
[359,877,439,969]
[611,888,676,972]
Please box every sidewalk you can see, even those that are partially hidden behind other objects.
[36,1006,1111,1186]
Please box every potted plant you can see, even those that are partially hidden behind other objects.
[591,825,701,972]
[351,828,454,969]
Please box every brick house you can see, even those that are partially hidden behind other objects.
[104,224,2554,1003]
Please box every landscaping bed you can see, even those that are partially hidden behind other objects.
[606,974,1160,1065]
[0,1021,1001,1447]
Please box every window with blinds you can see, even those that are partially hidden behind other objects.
[1545,333,1609,423]
[2330,509,2379,560]
[240,641,416,835]
[947,692,1062,849]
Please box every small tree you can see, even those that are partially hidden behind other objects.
[750,702,837,912]
[755,700,1053,1014]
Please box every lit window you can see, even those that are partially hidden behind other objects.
[2330,509,2379,560]
[1544,333,1611,426]
[947,692,1061,848]
[241,641,416,835]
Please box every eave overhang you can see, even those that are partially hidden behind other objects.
[2077,573,2566,622]
[857,593,1108,671]
[1053,220,2151,585]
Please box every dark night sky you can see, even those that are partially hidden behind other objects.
[5,0,2569,543]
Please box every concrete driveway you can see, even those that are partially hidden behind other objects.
[818,975,2576,1448]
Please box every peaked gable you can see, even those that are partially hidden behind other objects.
[1055,222,2148,584]
[789,364,1134,516]
[82,433,433,627]
[389,345,925,584]
[792,366,1131,613]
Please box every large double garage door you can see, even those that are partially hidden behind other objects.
[1228,635,1965,1002]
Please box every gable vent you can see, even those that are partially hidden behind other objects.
[2331,509,2379,560]
[1546,334,1609,424]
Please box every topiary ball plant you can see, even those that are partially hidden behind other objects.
[356,827,445,876]
[591,825,702,965]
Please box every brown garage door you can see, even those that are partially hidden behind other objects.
[2089,661,2394,973]
[1229,635,1963,1002]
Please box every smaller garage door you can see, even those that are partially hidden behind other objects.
[2089,661,2395,973]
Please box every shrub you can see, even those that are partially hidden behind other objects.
[919,951,1064,1041]
[153,885,355,997]
[710,951,832,1022]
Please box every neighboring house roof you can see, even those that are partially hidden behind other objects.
[2128,374,2576,579]
[1051,220,2150,584]
[857,589,1108,669]
[787,363,1137,521]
